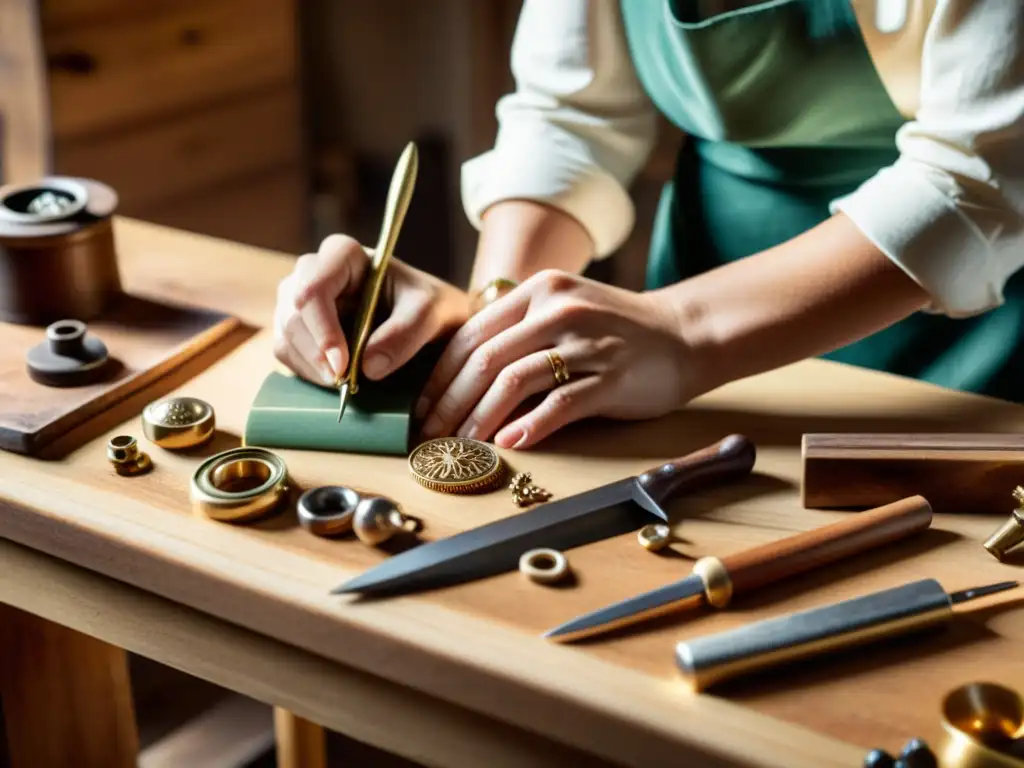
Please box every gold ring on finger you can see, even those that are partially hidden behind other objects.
[546,350,570,386]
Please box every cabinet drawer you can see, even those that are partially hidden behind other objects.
[55,86,302,212]
[44,0,298,140]
[138,168,309,255]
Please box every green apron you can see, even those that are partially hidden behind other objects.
[620,0,1024,402]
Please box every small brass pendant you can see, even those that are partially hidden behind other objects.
[509,471,550,508]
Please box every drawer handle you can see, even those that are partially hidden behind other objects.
[48,50,97,75]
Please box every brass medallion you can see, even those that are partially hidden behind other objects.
[408,437,504,494]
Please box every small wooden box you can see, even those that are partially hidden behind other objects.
[801,433,1024,515]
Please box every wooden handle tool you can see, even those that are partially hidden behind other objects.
[543,495,934,642]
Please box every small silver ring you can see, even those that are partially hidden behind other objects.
[297,486,361,537]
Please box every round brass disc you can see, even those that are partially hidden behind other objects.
[408,437,504,494]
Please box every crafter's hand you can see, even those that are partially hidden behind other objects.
[273,234,471,387]
[416,270,697,450]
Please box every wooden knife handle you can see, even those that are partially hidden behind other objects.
[636,434,756,507]
[720,495,934,594]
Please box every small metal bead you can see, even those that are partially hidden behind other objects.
[863,749,896,768]
[352,496,415,545]
[898,739,937,768]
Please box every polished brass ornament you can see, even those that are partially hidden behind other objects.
[982,486,1024,561]
[190,447,289,523]
[408,437,504,494]
[107,434,152,476]
[143,396,216,450]
[638,523,672,552]
[509,471,551,507]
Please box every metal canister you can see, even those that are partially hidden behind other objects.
[0,176,121,324]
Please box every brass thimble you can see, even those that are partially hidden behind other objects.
[982,486,1024,561]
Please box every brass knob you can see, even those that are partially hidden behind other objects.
[107,435,152,476]
[982,487,1024,561]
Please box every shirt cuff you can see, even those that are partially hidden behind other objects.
[830,162,1005,318]
[460,131,637,259]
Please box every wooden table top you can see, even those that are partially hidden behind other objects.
[3,218,1024,768]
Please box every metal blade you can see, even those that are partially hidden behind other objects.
[333,477,654,596]
[950,580,1018,604]
[543,572,707,643]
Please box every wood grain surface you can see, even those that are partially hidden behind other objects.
[3,219,1024,767]
[0,292,249,456]
[0,602,139,767]
[802,433,1024,514]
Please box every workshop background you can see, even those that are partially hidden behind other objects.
[0,0,675,766]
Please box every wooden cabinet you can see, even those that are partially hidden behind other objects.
[39,0,310,254]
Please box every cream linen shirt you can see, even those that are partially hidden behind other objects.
[460,0,1024,318]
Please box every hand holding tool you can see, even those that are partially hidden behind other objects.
[674,578,1017,692]
[336,141,419,423]
[332,434,756,596]
[543,495,934,642]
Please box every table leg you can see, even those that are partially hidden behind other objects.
[0,604,139,768]
[274,708,328,768]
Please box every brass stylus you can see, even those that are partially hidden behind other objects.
[335,141,419,423]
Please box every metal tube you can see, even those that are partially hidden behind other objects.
[674,579,953,692]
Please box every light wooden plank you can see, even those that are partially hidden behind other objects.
[0,539,621,768]
[0,603,139,768]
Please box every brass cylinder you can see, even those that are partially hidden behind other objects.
[0,176,121,325]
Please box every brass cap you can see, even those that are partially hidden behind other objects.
[983,509,1024,561]
[143,396,215,450]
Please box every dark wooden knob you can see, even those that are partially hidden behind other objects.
[636,434,756,507]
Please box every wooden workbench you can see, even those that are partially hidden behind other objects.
[2,218,1023,768]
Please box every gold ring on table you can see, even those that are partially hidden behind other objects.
[546,350,570,386]
[190,447,289,524]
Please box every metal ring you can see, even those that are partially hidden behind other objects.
[297,486,361,537]
[939,682,1024,767]
[190,447,288,523]
[143,396,216,450]
[0,178,90,224]
[519,548,570,584]
[546,350,570,386]
[638,523,672,552]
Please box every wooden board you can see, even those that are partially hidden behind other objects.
[802,433,1024,514]
[55,86,302,214]
[43,0,297,141]
[0,292,249,456]
[5,219,1024,768]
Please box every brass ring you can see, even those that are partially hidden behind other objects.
[519,548,570,585]
[546,350,570,386]
[190,447,288,523]
[638,523,672,552]
[143,396,216,450]
[939,682,1024,768]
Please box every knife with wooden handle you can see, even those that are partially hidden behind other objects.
[543,495,934,642]
[333,434,757,596]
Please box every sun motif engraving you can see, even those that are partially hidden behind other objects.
[410,438,498,481]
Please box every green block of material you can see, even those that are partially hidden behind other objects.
[243,370,417,455]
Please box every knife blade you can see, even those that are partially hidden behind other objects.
[332,434,756,597]
[543,494,934,642]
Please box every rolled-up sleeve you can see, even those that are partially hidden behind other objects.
[460,0,657,258]
[831,1,1024,318]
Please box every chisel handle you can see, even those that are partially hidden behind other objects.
[637,434,756,508]
[720,495,933,595]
